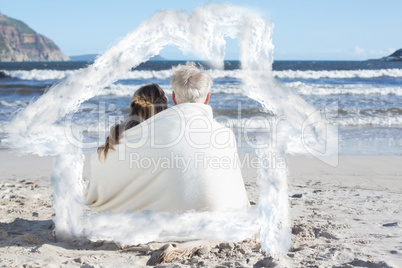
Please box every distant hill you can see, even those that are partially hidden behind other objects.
[69,54,99,62]
[370,49,402,61]
[385,49,402,61]
[69,54,166,62]
[0,13,69,62]
[149,55,166,61]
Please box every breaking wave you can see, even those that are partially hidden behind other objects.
[3,68,402,81]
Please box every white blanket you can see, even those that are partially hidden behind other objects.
[85,103,250,213]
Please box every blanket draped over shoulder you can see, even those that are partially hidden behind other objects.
[85,103,250,213]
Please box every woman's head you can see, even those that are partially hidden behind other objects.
[98,84,168,159]
[126,83,168,129]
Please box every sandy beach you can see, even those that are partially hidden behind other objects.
[0,151,401,267]
[1,1,402,267]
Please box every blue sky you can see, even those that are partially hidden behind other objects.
[1,0,400,60]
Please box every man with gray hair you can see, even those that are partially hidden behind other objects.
[171,62,212,105]
[165,62,250,211]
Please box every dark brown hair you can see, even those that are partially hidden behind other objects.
[98,84,168,159]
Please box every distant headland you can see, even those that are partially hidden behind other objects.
[369,49,402,61]
[0,13,69,62]
[69,54,166,62]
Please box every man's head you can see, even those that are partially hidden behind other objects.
[170,62,213,105]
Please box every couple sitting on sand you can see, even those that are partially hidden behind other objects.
[85,62,249,213]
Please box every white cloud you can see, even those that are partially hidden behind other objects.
[353,46,366,55]
[350,46,396,59]
[371,48,395,56]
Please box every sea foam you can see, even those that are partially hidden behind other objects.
[3,68,402,81]
[4,3,335,255]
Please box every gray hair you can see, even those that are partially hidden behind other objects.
[170,62,213,104]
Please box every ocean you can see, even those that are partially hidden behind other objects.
[1,60,401,155]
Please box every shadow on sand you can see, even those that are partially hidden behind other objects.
[0,218,119,251]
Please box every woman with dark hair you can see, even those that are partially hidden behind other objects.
[97,83,168,160]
